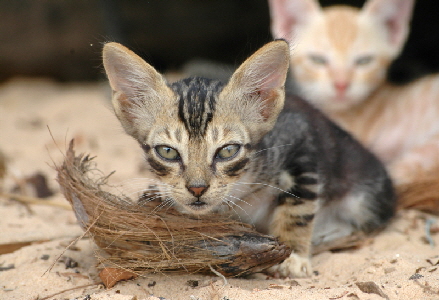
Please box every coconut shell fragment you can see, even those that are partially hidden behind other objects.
[56,140,291,277]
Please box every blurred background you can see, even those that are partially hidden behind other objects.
[0,0,438,84]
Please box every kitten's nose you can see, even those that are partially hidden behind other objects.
[334,81,349,94]
[187,185,209,197]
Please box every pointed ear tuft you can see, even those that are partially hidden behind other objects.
[362,0,414,47]
[102,42,172,139]
[231,39,290,92]
[268,0,321,41]
[103,42,167,99]
[221,40,290,140]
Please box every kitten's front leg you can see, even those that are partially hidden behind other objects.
[267,171,320,278]
[268,198,317,278]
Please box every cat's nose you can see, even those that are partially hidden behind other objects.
[187,185,209,197]
[334,81,349,94]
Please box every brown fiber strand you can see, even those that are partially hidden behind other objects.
[397,169,439,215]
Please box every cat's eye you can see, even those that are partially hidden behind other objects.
[216,144,241,160]
[309,54,327,65]
[355,55,374,66]
[155,145,180,161]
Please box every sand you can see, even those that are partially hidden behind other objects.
[1,78,439,300]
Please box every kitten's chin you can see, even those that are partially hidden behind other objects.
[322,95,364,112]
[175,201,220,216]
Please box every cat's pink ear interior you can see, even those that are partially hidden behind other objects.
[268,0,321,41]
[362,0,414,47]
[103,42,166,99]
[103,43,171,138]
[225,40,290,123]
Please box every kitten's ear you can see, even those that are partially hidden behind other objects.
[268,0,321,41]
[221,40,290,140]
[362,0,414,48]
[103,42,173,138]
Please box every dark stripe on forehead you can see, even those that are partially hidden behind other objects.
[170,77,223,138]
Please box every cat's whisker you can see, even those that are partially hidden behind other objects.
[227,183,248,194]
[126,190,173,202]
[116,179,173,190]
[124,188,171,196]
[137,194,168,205]
[226,198,256,225]
[224,196,252,218]
[139,193,171,202]
[150,197,175,213]
[135,188,172,195]
[117,177,171,184]
[225,194,253,207]
[234,181,299,199]
[252,143,294,155]
[119,183,168,190]
[116,181,172,195]
[120,182,168,188]
[221,197,247,223]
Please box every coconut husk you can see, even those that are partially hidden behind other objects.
[396,168,439,215]
[56,140,291,277]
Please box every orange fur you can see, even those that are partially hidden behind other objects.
[269,0,439,213]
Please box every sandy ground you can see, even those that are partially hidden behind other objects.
[1,78,439,300]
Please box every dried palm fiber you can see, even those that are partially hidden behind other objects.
[397,167,439,215]
[56,140,291,277]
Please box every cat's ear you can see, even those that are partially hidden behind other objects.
[221,40,290,139]
[103,42,173,139]
[268,0,321,41]
[362,0,414,49]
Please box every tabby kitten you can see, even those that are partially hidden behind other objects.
[268,0,439,187]
[102,40,395,278]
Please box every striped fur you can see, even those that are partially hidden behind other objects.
[171,77,221,138]
[103,41,395,278]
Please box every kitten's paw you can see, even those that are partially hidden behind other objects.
[268,253,312,278]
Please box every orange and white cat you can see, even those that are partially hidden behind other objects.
[269,0,439,195]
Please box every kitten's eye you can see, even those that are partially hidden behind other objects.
[355,55,374,66]
[309,54,327,65]
[216,144,241,160]
[155,145,180,161]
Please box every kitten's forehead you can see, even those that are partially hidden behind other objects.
[324,7,359,53]
[170,77,223,138]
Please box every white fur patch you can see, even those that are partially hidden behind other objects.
[312,191,371,245]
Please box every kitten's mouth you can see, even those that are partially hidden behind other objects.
[188,200,208,210]
[333,94,349,103]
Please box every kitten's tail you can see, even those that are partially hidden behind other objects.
[397,169,439,215]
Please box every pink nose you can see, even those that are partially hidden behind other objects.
[334,81,349,94]
[187,186,208,197]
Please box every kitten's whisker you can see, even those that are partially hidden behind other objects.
[139,194,173,201]
[252,143,294,155]
[122,183,171,190]
[125,189,172,196]
[136,189,173,195]
[117,179,172,189]
[137,194,167,205]
[121,183,171,192]
[222,198,245,223]
[234,181,299,198]
[150,197,174,213]
[223,196,253,223]
[158,199,175,212]
[118,177,171,184]
[127,190,173,201]
[226,194,252,207]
